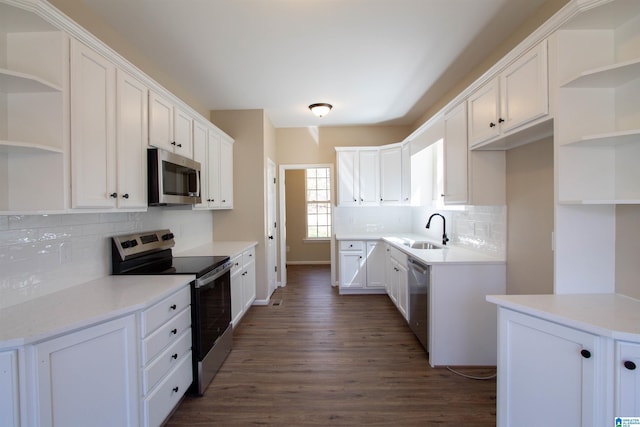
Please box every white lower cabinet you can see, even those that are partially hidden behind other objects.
[33,314,139,427]
[616,341,640,417]
[231,247,256,327]
[385,245,408,319]
[139,285,192,427]
[496,308,609,427]
[338,240,386,294]
[0,350,19,427]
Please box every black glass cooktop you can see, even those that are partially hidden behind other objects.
[168,256,230,277]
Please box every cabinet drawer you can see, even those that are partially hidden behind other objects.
[243,247,255,265]
[339,240,364,251]
[142,307,191,365]
[143,352,192,427]
[142,330,191,394]
[141,286,191,338]
[230,254,242,274]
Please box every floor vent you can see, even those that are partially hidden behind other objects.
[271,299,283,307]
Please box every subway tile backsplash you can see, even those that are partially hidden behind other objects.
[0,209,213,309]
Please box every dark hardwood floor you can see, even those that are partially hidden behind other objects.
[166,265,496,426]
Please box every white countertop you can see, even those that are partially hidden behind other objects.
[487,293,640,341]
[335,233,504,265]
[176,240,258,258]
[0,275,193,349]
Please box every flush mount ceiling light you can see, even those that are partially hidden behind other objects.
[309,103,333,118]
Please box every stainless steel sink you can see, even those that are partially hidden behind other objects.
[404,241,442,250]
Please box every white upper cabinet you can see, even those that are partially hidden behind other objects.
[0,2,69,213]
[193,124,234,210]
[379,144,402,204]
[336,148,380,206]
[443,102,468,204]
[401,141,411,204]
[70,39,148,210]
[149,90,193,159]
[115,69,148,209]
[70,40,117,209]
[468,40,551,150]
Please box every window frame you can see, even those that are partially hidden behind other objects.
[305,166,332,241]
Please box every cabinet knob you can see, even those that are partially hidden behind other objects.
[580,349,592,359]
[122,193,129,199]
[171,141,176,146]
[171,328,177,335]
[222,200,226,203]
[170,304,177,310]
[489,122,496,128]
[624,360,637,370]
[173,386,179,393]
[177,144,182,148]
[353,198,357,202]
[498,117,505,123]
[109,192,117,198]
[172,353,178,360]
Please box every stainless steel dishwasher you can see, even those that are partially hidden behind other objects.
[408,257,430,352]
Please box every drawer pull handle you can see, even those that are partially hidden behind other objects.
[580,349,591,359]
[624,361,637,370]
[171,329,177,335]
[173,386,179,393]
[172,353,178,360]
[170,304,177,310]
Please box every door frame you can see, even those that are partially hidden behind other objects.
[278,163,335,288]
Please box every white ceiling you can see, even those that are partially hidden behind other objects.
[81,0,549,128]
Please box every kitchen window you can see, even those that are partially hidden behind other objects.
[306,167,331,239]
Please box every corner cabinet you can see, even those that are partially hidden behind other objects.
[193,123,234,210]
[338,240,386,294]
[70,40,148,210]
[33,314,140,427]
[0,2,69,213]
[442,101,505,206]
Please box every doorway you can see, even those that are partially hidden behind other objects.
[278,164,335,288]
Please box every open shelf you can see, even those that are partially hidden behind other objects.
[0,68,63,93]
[560,58,640,88]
[563,129,640,147]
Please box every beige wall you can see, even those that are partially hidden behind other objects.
[209,110,270,301]
[284,170,330,263]
[48,0,209,117]
[506,137,554,294]
[615,206,640,299]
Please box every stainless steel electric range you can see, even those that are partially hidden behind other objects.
[111,229,232,395]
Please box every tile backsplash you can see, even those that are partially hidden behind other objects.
[0,208,213,309]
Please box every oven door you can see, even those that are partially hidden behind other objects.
[191,268,231,362]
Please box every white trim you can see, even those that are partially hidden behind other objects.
[251,299,270,306]
[303,238,331,243]
[279,163,335,289]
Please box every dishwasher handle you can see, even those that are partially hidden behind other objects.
[408,258,429,275]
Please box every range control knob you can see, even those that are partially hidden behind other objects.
[162,233,174,241]
[121,239,138,249]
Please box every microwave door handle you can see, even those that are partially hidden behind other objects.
[197,171,201,198]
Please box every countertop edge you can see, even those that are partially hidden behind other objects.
[487,294,640,341]
[0,275,194,349]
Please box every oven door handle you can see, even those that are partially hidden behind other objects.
[195,264,231,289]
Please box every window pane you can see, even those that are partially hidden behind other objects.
[305,167,331,239]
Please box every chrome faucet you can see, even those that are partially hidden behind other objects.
[426,213,449,245]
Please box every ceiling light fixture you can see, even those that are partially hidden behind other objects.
[309,103,332,118]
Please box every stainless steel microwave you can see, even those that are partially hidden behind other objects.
[148,147,201,206]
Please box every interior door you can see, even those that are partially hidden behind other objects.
[267,159,278,297]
